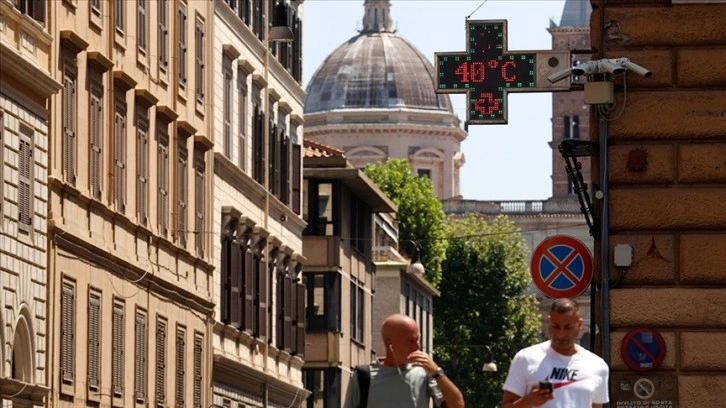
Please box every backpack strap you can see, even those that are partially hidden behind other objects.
[355,364,371,408]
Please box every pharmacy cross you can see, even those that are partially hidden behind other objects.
[434,20,571,125]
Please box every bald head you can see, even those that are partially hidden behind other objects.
[382,314,421,366]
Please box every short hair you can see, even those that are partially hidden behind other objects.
[550,298,580,317]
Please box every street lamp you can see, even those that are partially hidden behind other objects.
[269,1,294,42]
[482,346,497,372]
[406,243,425,275]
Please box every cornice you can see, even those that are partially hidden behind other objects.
[0,42,61,98]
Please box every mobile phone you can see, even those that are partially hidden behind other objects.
[539,381,553,393]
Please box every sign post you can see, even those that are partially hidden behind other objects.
[435,19,571,124]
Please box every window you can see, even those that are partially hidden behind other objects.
[16,0,45,25]
[292,16,302,82]
[138,0,147,56]
[114,93,127,213]
[563,115,570,139]
[60,280,75,387]
[135,310,147,403]
[112,301,125,399]
[275,255,291,352]
[572,115,580,139]
[177,141,188,248]
[90,80,104,200]
[304,273,340,332]
[223,56,232,158]
[268,111,278,195]
[350,280,364,342]
[155,318,167,408]
[18,126,33,235]
[303,181,338,236]
[137,113,149,225]
[158,0,169,74]
[195,17,205,104]
[0,111,4,219]
[193,333,203,408]
[237,71,248,170]
[90,0,102,20]
[291,135,301,215]
[303,368,341,408]
[63,64,77,186]
[252,88,264,184]
[253,0,264,40]
[417,168,431,179]
[88,291,101,395]
[175,326,185,408]
[157,127,169,236]
[115,0,125,36]
[194,149,205,257]
[178,2,187,88]
[350,196,367,253]
[252,239,268,340]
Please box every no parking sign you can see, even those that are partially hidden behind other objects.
[530,235,593,299]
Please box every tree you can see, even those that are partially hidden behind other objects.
[364,159,447,286]
[434,214,541,407]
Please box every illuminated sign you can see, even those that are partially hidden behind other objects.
[435,20,571,124]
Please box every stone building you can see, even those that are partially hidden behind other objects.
[0,1,60,406]
[44,1,214,407]
[591,1,726,406]
[211,1,308,407]
[304,0,467,200]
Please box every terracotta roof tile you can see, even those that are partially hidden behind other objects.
[303,138,346,158]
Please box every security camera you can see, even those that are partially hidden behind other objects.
[572,60,600,76]
[613,57,653,78]
[599,59,625,75]
[547,67,574,84]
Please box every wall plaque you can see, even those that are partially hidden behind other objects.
[612,373,678,408]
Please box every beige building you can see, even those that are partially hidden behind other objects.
[45,1,215,407]
[0,1,60,406]
[211,1,308,407]
[301,139,397,407]
[304,0,467,200]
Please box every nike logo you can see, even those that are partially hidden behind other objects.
[554,379,583,389]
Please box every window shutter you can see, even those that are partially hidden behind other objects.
[175,328,185,408]
[115,108,126,212]
[223,62,232,157]
[177,146,188,247]
[137,126,149,225]
[61,282,75,384]
[32,0,45,25]
[156,319,167,408]
[193,335,203,408]
[283,275,292,353]
[291,143,301,214]
[18,137,32,232]
[244,248,255,333]
[112,303,124,397]
[230,241,242,328]
[281,133,290,205]
[257,252,268,341]
[220,236,230,323]
[135,313,147,402]
[158,134,169,235]
[90,92,103,200]
[88,294,101,391]
[295,282,305,357]
[194,152,205,257]
[63,74,76,185]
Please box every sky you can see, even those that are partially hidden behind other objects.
[302,0,570,201]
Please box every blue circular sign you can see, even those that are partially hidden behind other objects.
[621,327,666,371]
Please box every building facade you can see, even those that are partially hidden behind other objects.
[0,1,60,406]
[45,1,214,407]
[211,1,308,407]
[592,1,726,406]
[303,0,467,200]
[300,139,397,408]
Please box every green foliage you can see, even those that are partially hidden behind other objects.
[364,159,447,286]
[434,214,541,407]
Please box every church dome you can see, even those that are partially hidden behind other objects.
[304,1,453,114]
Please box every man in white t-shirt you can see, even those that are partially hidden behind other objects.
[502,298,609,408]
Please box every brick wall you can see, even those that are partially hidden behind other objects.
[592,1,726,406]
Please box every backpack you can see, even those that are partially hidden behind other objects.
[355,364,371,408]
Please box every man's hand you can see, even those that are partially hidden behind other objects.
[502,385,554,408]
[407,350,439,375]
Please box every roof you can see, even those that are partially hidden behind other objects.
[556,0,592,28]
[303,139,345,159]
[304,0,453,114]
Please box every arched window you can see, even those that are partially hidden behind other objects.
[12,314,34,382]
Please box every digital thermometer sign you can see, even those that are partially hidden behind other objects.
[435,20,572,124]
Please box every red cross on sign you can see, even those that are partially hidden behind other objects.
[530,235,593,299]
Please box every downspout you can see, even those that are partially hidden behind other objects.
[596,1,611,406]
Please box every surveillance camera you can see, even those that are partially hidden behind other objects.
[547,67,574,84]
[614,58,653,78]
[572,60,599,76]
[599,60,625,75]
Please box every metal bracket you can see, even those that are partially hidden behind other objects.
[558,139,599,237]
